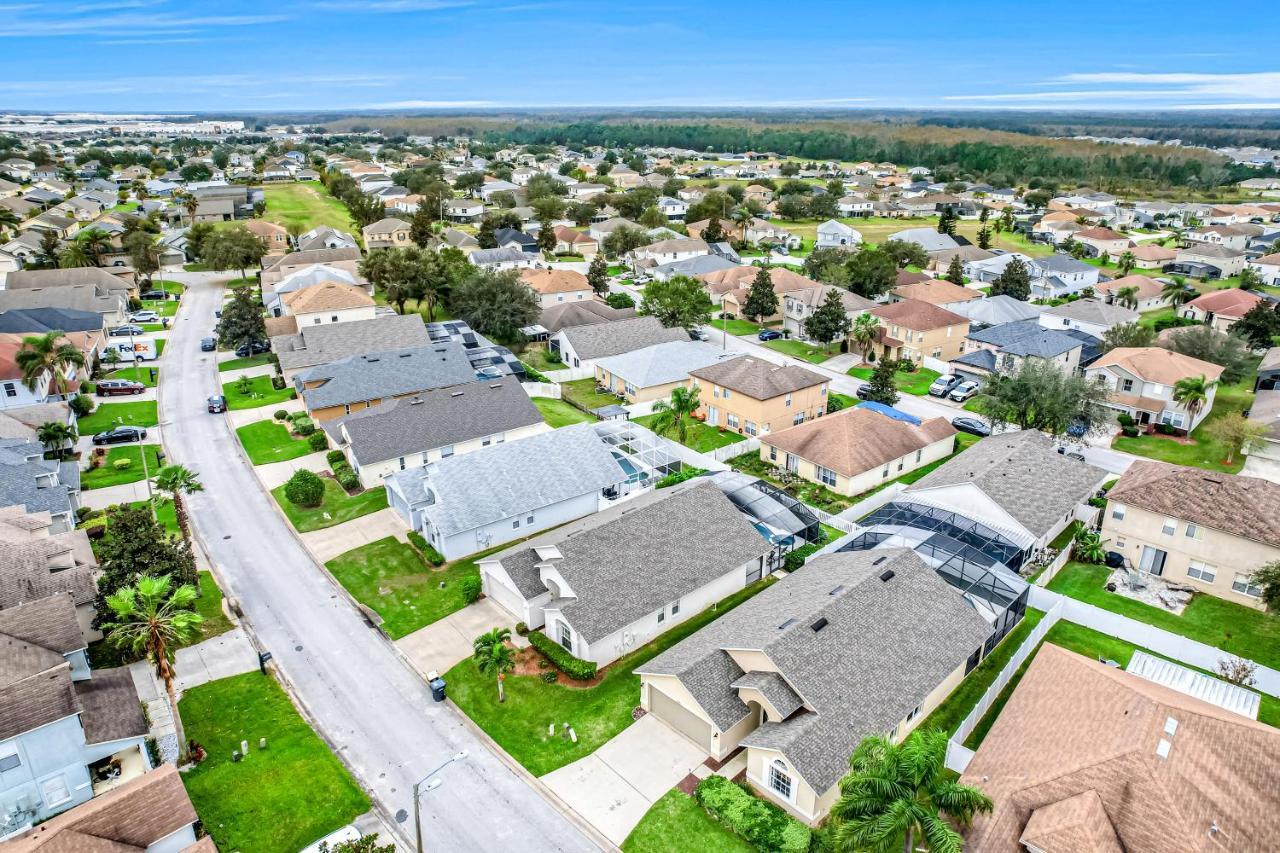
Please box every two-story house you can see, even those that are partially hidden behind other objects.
[519,269,593,309]
[687,356,828,437]
[0,440,80,533]
[1037,298,1138,339]
[278,281,376,329]
[952,319,1084,381]
[868,299,968,364]
[1102,461,1280,607]
[1085,347,1223,431]
[0,504,99,642]
[782,285,875,341]
[1028,255,1100,301]
[361,217,413,250]
[295,342,481,422]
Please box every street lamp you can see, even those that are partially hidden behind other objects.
[413,750,467,853]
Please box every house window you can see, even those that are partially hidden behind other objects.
[1187,562,1216,583]
[786,454,799,473]
[671,600,680,616]
[3,383,15,398]
[527,515,535,524]
[932,347,942,358]
[793,412,805,426]
[915,448,923,463]
[512,519,520,529]
[1121,378,1134,392]
[624,383,637,396]
[558,621,573,651]
[744,421,758,436]
[1185,523,1203,540]
[658,609,665,624]
[723,389,731,400]
[1161,518,1176,536]
[1112,503,1125,521]
[713,386,720,398]
[897,458,905,471]
[816,466,837,487]
[768,761,793,801]
[1233,575,1263,598]
[727,413,739,429]
[40,774,71,808]
[0,749,20,773]
[905,705,921,723]
[441,445,454,458]
[768,445,777,461]
[882,463,890,478]
[785,393,792,408]
[398,456,406,470]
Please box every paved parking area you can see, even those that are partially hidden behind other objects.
[396,598,527,678]
[540,714,707,846]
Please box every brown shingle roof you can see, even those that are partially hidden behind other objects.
[890,279,981,306]
[962,645,1280,851]
[281,281,374,314]
[1089,347,1224,385]
[1108,460,1280,549]
[871,297,967,331]
[689,355,825,400]
[1184,288,1262,319]
[760,406,955,478]
[519,268,592,295]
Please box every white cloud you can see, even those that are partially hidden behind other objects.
[0,73,399,96]
[948,70,1280,107]
[315,0,473,10]
[369,99,497,108]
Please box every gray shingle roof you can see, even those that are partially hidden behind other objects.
[0,439,76,520]
[907,430,1107,538]
[560,316,688,362]
[74,666,148,744]
[730,670,804,718]
[329,376,543,466]
[1041,298,1138,327]
[945,295,1042,327]
[392,422,628,537]
[497,480,772,643]
[967,319,1083,359]
[273,313,431,372]
[638,548,992,792]
[297,342,479,410]
[596,341,733,388]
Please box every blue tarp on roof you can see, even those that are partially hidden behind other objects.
[856,401,921,425]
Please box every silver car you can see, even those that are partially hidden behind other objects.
[948,380,980,402]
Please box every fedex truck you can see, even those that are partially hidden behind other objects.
[107,337,159,362]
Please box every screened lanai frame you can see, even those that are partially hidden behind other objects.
[593,420,682,480]
[708,470,821,546]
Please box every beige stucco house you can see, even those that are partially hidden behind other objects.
[688,356,828,437]
[362,217,413,249]
[520,268,593,309]
[595,340,733,404]
[280,280,377,327]
[868,299,968,364]
[1085,347,1223,432]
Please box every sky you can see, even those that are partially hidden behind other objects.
[0,0,1277,113]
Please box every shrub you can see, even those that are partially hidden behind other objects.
[545,347,563,363]
[333,461,353,478]
[283,469,325,507]
[274,409,288,420]
[406,530,444,565]
[895,358,917,373]
[655,467,705,489]
[69,394,94,418]
[83,518,108,539]
[289,389,298,400]
[270,375,286,390]
[1121,425,1140,437]
[336,470,360,492]
[112,458,133,471]
[459,575,482,604]
[604,292,634,310]
[1154,422,1178,435]
[541,671,558,684]
[308,431,329,451]
[520,361,549,383]
[1116,412,1135,428]
[527,630,597,680]
[515,621,528,636]
[784,542,823,572]
[694,775,810,853]
[1087,496,1107,509]
[326,450,346,465]
[293,417,316,436]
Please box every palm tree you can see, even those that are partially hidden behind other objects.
[1114,285,1139,310]
[36,421,76,459]
[16,330,85,397]
[57,241,93,268]
[472,628,515,703]
[80,228,113,266]
[1116,250,1137,276]
[830,729,992,853]
[849,313,881,363]
[1161,277,1196,309]
[183,193,199,226]
[649,385,702,444]
[154,464,203,542]
[104,575,203,763]
[1172,374,1217,426]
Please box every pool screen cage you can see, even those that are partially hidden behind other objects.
[708,471,822,546]
[593,420,682,479]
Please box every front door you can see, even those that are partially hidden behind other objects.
[706,406,718,427]
[1139,546,1167,576]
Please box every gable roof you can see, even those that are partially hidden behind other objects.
[272,313,431,372]
[891,278,981,306]
[596,340,732,388]
[961,645,1280,851]
[1042,298,1138,326]
[689,356,826,400]
[539,300,635,334]
[1088,347,1224,385]
[762,407,955,478]
[281,281,374,314]
[968,319,1085,359]
[297,342,478,410]
[519,268,591,295]
[946,295,1042,327]
[908,430,1106,539]
[363,216,410,235]
[1096,274,1164,300]
[1184,288,1262,319]
[871,298,967,331]
[559,315,688,361]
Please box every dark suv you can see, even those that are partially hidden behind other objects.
[234,340,271,358]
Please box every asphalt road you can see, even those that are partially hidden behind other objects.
[159,274,598,853]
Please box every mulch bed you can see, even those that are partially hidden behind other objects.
[509,645,604,688]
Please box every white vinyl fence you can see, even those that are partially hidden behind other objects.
[543,365,594,382]
[710,436,759,463]
[521,381,561,399]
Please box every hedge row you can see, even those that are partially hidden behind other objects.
[694,775,810,853]
[528,630,597,680]
[520,361,550,383]
[406,530,445,566]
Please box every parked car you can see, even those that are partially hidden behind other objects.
[928,374,962,397]
[757,329,783,341]
[948,380,980,402]
[1104,551,1126,569]
[95,379,145,397]
[950,416,991,437]
[234,340,271,358]
[207,395,227,413]
[201,337,216,352]
[128,310,160,323]
[139,290,171,301]
[108,324,145,337]
[687,328,709,341]
[91,425,147,445]
[775,245,790,256]
[855,384,874,401]
[1066,417,1088,439]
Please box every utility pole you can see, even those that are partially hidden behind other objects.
[413,751,467,853]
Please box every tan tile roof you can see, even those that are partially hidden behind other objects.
[1096,274,1163,299]
[962,645,1280,851]
[1129,244,1177,261]
[890,279,981,306]
[1108,460,1280,549]
[519,268,591,295]
[760,406,955,478]
[244,219,287,239]
[699,266,822,296]
[1088,347,1224,385]
[689,355,825,400]
[1076,226,1129,241]
[871,297,967,332]
[1185,288,1263,319]
[4,765,198,852]
[1254,252,1280,267]
[281,281,374,314]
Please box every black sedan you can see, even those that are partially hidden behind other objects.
[201,337,216,352]
[234,340,271,358]
[92,425,148,445]
[950,416,991,437]
[207,395,227,413]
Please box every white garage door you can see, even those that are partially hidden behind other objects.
[482,569,526,620]
[649,686,713,751]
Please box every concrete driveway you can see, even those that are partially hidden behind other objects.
[396,598,527,678]
[541,714,708,846]
[254,449,330,489]
[302,508,408,564]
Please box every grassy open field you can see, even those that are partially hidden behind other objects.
[261,182,356,234]
[773,216,1055,257]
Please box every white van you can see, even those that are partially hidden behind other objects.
[108,336,159,362]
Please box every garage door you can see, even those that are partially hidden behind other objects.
[482,569,526,620]
[649,686,713,751]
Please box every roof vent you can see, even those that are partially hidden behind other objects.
[828,585,844,596]
[450,391,464,397]
[880,570,895,582]
[489,383,503,389]
[872,556,887,566]
[409,398,424,405]
[366,357,380,363]
[811,617,828,632]
[1164,716,1178,737]
[778,618,797,630]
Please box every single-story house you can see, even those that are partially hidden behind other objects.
[550,315,688,370]
[595,340,735,404]
[1181,288,1264,333]
[889,279,982,309]
[815,220,861,249]
[1095,274,1167,312]
[887,227,958,253]
[1038,298,1138,338]
[272,313,432,382]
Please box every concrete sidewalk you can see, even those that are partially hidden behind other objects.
[255,449,330,489]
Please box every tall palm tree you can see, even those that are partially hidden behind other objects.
[850,313,881,363]
[1115,250,1137,276]
[1161,277,1196,309]
[57,241,93,268]
[104,575,203,763]
[80,228,113,267]
[154,464,203,542]
[649,385,701,443]
[36,421,76,459]
[1172,374,1218,426]
[16,330,85,397]
[472,628,515,703]
[830,729,992,853]
[183,194,199,226]
[1114,285,1139,310]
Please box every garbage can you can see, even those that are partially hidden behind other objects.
[430,677,446,702]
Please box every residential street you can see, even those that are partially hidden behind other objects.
[158,273,599,853]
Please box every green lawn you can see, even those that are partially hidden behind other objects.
[87,568,230,668]
[446,578,775,777]
[623,790,752,853]
[150,280,185,296]
[561,378,624,411]
[102,365,158,387]
[827,391,856,411]
[183,262,210,272]
[847,365,941,396]
[179,672,370,853]
[222,375,296,411]
[1047,561,1280,669]
[517,344,564,373]
[236,419,315,465]
[140,298,179,317]
[326,537,481,639]
[77,400,158,434]
[262,182,357,234]
[1137,306,1176,330]
[81,444,164,489]
[270,478,388,533]
[533,397,594,428]
[1111,379,1254,474]
[761,337,837,364]
[715,318,762,336]
[633,414,747,453]
[218,354,274,372]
